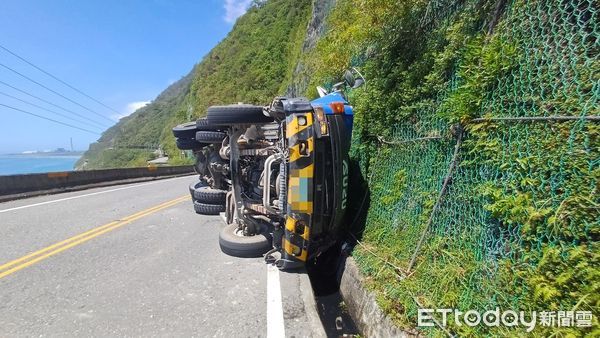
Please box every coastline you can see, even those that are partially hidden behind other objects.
[0,154,82,176]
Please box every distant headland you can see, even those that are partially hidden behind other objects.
[7,148,84,156]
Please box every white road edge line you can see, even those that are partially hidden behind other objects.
[267,263,286,338]
[0,175,193,214]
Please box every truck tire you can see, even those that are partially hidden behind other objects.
[172,122,197,138]
[196,131,227,144]
[219,224,272,258]
[196,117,222,131]
[207,104,274,125]
[189,180,204,199]
[176,138,207,150]
[193,201,225,215]
[193,185,227,204]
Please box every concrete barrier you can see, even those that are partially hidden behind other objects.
[339,257,417,337]
[0,166,195,199]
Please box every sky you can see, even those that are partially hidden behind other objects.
[0,0,253,154]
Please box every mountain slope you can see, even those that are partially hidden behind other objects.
[80,0,313,169]
[77,71,193,169]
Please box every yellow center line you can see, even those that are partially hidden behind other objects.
[0,195,190,280]
[0,196,187,272]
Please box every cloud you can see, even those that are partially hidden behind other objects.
[126,101,151,114]
[112,101,151,120]
[223,0,253,23]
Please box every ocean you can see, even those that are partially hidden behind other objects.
[0,155,81,176]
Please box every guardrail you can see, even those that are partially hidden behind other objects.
[0,165,195,200]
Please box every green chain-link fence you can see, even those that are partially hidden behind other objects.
[350,0,599,336]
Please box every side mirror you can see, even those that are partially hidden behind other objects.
[343,70,356,87]
[352,78,365,89]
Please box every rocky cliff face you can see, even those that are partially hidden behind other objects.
[303,0,336,51]
[286,0,336,97]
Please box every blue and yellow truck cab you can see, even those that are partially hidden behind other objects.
[277,93,353,269]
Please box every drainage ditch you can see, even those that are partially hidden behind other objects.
[306,242,360,337]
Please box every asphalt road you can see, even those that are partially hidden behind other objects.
[0,176,323,337]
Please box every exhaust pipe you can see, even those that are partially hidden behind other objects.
[263,153,282,214]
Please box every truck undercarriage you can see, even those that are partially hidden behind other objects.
[172,70,363,270]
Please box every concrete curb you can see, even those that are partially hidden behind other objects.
[299,269,328,337]
[339,257,418,338]
[279,268,327,337]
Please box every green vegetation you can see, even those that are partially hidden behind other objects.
[163,0,312,161]
[80,0,312,169]
[77,71,194,168]
[305,0,599,336]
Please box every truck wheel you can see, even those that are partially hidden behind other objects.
[193,185,227,204]
[207,104,274,125]
[189,180,204,199]
[196,131,227,144]
[193,201,225,215]
[196,117,222,131]
[219,224,272,258]
[172,122,197,138]
[176,138,207,150]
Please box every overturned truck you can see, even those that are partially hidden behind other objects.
[172,70,364,270]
